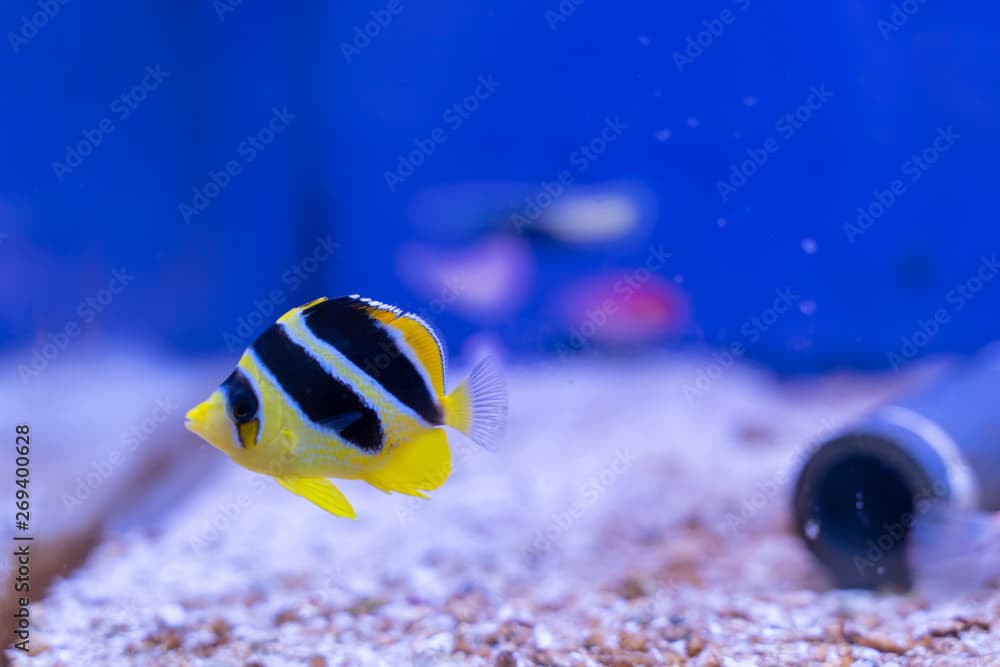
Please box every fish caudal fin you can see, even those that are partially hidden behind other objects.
[909,506,1000,598]
[365,428,451,498]
[442,356,508,449]
[276,477,357,520]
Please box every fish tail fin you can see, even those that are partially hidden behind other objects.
[365,428,452,498]
[909,506,1000,598]
[441,355,508,450]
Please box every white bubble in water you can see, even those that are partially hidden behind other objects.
[744,96,759,107]
[717,217,727,228]
[655,128,671,142]
[801,238,818,254]
[799,300,817,315]
[687,117,700,128]
[638,35,650,46]
[805,519,820,540]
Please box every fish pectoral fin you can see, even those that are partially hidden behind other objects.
[364,429,452,499]
[317,410,363,433]
[276,477,357,520]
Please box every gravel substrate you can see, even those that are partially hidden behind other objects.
[7,356,999,666]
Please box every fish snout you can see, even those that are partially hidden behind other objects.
[184,392,223,437]
[184,402,207,433]
[183,389,239,452]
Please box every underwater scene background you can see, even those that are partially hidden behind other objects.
[3,2,1000,666]
[2,2,999,370]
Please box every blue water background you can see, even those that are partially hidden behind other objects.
[1,2,997,372]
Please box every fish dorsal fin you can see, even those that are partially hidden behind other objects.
[300,296,329,310]
[281,296,328,323]
[348,295,447,397]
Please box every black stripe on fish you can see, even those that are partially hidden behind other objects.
[252,322,384,453]
[301,296,444,425]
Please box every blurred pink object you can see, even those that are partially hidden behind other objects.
[395,235,534,323]
[556,271,690,347]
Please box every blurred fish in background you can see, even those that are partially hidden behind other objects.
[407,180,656,249]
[398,179,681,359]
[550,269,690,356]
[395,235,534,324]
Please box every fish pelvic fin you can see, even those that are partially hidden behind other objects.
[441,355,508,450]
[365,428,451,498]
[276,477,357,520]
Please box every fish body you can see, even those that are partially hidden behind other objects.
[185,295,507,519]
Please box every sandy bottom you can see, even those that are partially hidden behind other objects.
[7,356,1000,666]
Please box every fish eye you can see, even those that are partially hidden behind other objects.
[222,370,259,425]
[231,392,257,423]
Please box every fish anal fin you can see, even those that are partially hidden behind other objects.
[365,429,451,498]
[276,477,357,520]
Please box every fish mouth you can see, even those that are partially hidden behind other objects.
[184,395,227,446]
[184,405,204,434]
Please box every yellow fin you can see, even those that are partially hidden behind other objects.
[356,297,446,397]
[276,477,357,520]
[365,428,451,498]
[442,356,507,450]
